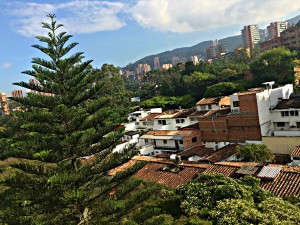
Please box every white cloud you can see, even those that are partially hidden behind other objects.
[8,0,126,37]
[129,0,300,33]
[1,63,12,69]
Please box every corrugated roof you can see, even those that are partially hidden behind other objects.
[291,146,300,156]
[235,165,259,175]
[257,166,282,179]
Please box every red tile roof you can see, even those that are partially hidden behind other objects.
[196,97,224,105]
[260,171,300,197]
[180,146,214,159]
[291,146,300,156]
[139,113,161,121]
[202,144,239,163]
[203,164,239,177]
[133,163,205,188]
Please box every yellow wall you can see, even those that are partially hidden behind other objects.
[262,136,300,154]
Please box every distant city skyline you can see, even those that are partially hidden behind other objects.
[1,0,300,95]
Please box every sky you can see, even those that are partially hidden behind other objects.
[1,0,300,95]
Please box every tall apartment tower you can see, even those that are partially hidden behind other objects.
[206,39,226,59]
[172,56,179,65]
[267,21,287,40]
[0,92,10,115]
[153,56,160,70]
[10,90,24,99]
[241,24,260,51]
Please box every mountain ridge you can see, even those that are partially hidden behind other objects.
[124,14,300,71]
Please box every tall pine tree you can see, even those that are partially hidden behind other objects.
[0,14,131,224]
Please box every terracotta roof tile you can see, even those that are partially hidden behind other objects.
[203,164,239,177]
[202,144,240,163]
[196,97,223,105]
[146,130,194,136]
[139,113,161,121]
[273,98,300,109]
[260,170,300,197]
[133,163,205,188]
[291,146,300,156]
[180,146,214,159]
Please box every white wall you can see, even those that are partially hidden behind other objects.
[153,118,194,130]
[204,142,229,150]
[229,94,240,111]
[256,84,293,136]
[196,104,219,111]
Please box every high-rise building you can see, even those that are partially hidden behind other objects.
[10,90,24,99]
[241,24,260,51]
[172,56,179,66]
[189,55,199,65]
[206,39,226,59]
[0,92,10,115]
[153,56,160,70]
[267,21,287,40]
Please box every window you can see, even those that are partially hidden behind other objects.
[208,105,212,109]
[176,119,185,123]
[285,111,289,116]
[277,122,285,127]
[297,122,300,128]
[158,120,166,125]
[192,137,197,143]
[290,111,299,116]
[233,101,239,107]
[163,140,167,144]
[200,105,206,110]
[179,140,183,144]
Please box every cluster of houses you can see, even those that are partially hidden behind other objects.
[107,82,300,197]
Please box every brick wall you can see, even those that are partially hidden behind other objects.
[183,130,202,149]
[238,93,258,113]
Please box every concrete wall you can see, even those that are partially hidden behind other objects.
[262,136,300,154]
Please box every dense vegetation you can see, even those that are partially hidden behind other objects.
[125,47,299,109]
[1,15,300,224]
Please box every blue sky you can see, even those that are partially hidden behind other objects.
[1,0,300,95]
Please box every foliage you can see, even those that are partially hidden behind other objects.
[250,48,296,86]
[140,95,196,109]
[236,144,273,163]
[203,82,240,98]
[0,14,131,224]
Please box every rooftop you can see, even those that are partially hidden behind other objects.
[291,146,300,156]
[203,108,231,117]
[196,96,230,105]
[139,113,161,121]
[201,144,240,163]
[273,98,300,110]
[180,146,214,159]
[133,163,205,188]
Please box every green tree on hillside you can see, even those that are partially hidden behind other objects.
[250,48,296,86]
[0,14,130,224]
